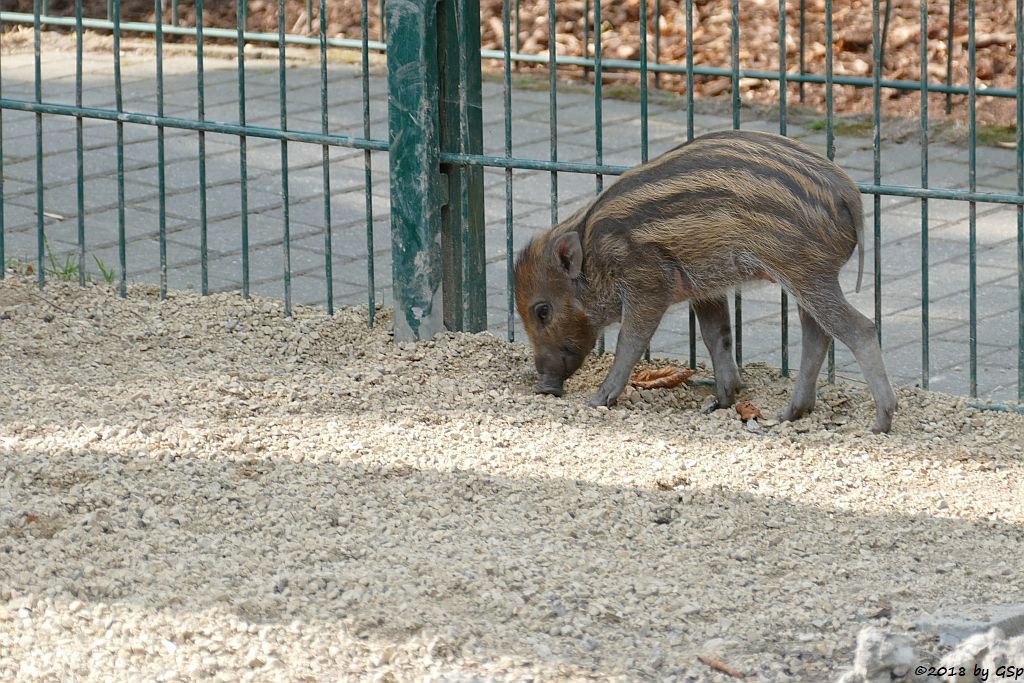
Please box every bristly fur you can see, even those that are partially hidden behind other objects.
[513,130,895,432]
[517,131,864,322]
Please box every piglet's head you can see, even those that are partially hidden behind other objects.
[514,231,597,397]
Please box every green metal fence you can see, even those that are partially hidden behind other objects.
[1,0,388,322]
[1,0,1022,405]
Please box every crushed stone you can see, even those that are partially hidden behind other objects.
[1,275,1022,681]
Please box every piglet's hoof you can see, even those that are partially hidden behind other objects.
[588,391,618,408]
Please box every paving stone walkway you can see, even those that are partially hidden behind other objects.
[2,43,1021,401]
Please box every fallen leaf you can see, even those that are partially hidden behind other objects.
[629,366,694,389]
[697,654,745,679]
[24,514,40,524]
[735,400,764,422]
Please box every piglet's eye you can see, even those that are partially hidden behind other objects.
[534,303,552,325]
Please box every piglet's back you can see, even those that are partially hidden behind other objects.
[580,130,863,278]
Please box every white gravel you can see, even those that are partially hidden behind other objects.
[1,274,1023,681]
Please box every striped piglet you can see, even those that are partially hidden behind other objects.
[514,130,897,433]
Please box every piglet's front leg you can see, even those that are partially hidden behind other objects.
[588,301,668,408]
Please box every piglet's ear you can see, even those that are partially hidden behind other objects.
[551,232,583,280]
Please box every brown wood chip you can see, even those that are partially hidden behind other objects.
[697,654,745,679]
[629,366,694,389]
[735,401,764,422]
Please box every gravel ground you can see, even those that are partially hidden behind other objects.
[1,274,1023,681]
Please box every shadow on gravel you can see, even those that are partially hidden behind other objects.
[3,446,1022,678]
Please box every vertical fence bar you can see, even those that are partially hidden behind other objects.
[967,0,977,397]
[548,0,558,225]
[379,0,385,41]
[0,14,4,280]
[872,0,882,346]
[920,0,929,389]
[114,0,126,296]
[594,0,605,355]
[279,0,292,316]
[0,15,4,280]
[640,0,649,163]
[504,0,514,341]
[798,0,806,102]
[879,0,893,71]
[172,0,178,27]
[1017,0,1023,402]
[514,0,521,59]
[386,0,443,340]
[825,0,834,169]
[459,0,488,333]
[653,0,661,89]
[642,0,650,362]
[686,0,696,370]
[945,0,955,115]
[196,0,208,296]
[237,0,249,299]
[76,0,85,286]
[34,0,43,287]
[319,0,333,315]
[306,0,313,34]
[362,0,375,325]
[779,0,789,377]
[731,0,742,368]
[438,0,486,332]
[582,0,590,80]
[685,0,693,142]
[156,0,168,297]
[826,0,835,382]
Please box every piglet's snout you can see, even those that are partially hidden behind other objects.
[535,375,564,397]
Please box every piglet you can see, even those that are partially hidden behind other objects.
[514,130,896,433]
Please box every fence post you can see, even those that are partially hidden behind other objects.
[386,0,445,341]
[386,0,486,341]
[438,0,487,332]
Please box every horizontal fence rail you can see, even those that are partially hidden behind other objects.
[1,0,1022,406]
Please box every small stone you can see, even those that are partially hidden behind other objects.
[745,418,766,434]
[846,627,914,681]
